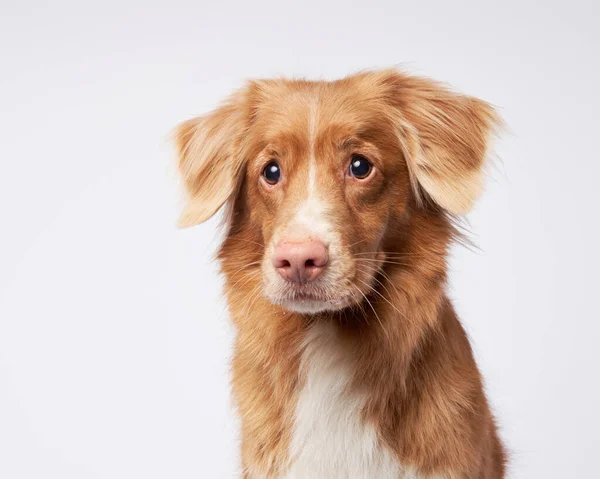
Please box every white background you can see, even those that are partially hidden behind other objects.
[1,1,599,477]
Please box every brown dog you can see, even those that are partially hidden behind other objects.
[175,69,506,478]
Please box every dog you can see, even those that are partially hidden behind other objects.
[175,69,506,478]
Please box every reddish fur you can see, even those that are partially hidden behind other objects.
[176,70,506,478]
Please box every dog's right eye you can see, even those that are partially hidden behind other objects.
[349,154,373,179]
[262,161,281,185]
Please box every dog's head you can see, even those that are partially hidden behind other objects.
[176,70,497,314]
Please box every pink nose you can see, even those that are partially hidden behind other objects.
[272,241,329,283]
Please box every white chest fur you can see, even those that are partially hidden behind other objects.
[280,321,403,479]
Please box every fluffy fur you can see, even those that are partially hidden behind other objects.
[175,69,506,478]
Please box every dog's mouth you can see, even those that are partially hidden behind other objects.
[276,294,351,314]
[290,291,322,302]
[265,278,368,315]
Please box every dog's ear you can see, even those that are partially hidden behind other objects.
[385,72,499,214]
[174,88,250,228]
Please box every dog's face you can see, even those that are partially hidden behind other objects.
[176,70,497,314]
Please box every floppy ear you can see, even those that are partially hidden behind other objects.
[388,72,499,214]
[175,89,249,228]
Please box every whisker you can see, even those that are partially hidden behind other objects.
[355,263,415,326]
[356,284,390,343]
[227,260,263,278]
[347,239,370,249]
[238,284,263,321]
[351,284,371,327]
[352,251,423,255]
[354,258,411,267]
[352,252,428,259]
[354,272,410,324]
[227,268,262,292]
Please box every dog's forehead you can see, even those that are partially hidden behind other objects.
[252,79,389,147]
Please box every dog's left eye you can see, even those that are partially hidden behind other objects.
[262,160,281,185]
[349,154,373,179]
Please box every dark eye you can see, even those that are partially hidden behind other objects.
[349,154,373,179]
[262,160,281,185]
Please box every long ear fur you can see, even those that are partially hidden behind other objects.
[384,71,500,214]
[175,89,249,228]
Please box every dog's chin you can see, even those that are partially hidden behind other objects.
[266,289,359,315]
[278,297,350,315]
